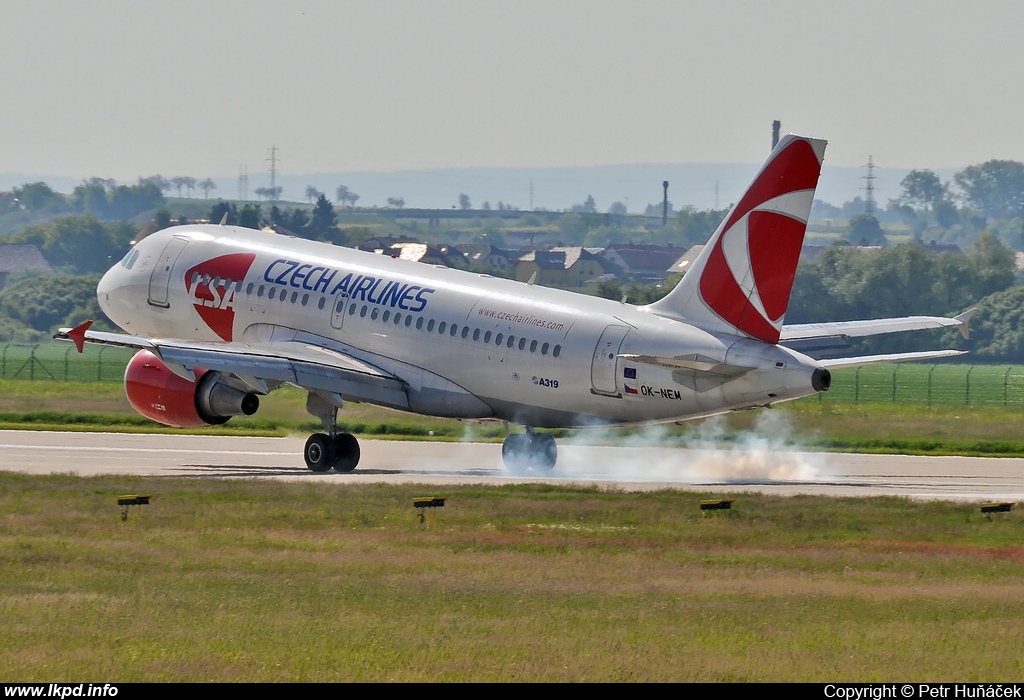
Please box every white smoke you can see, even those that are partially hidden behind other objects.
[547,409,822,483]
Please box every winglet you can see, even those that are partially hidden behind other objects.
[66,320,93,353]
[954,308,976,340]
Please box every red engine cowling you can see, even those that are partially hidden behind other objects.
[124,350,259,427]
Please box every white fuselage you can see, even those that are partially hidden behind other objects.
[98,226,825,428]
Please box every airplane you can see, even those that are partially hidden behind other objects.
[56,134,973,473]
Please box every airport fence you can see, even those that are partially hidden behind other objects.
[2,342,1024,409]
[0,343,134,383]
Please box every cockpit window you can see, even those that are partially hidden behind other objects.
[120,249,140,270]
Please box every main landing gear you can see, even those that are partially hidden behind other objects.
[303,392,360,473]
[501,427,557,473]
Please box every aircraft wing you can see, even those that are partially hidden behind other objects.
[54,324,410,410]
[780,309,975,342]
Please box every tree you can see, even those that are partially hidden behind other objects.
[571,195,597,214]
[847,213,886,246]
[933,199,960,229]
[458,193,472,210]
[899,169,946,212]
[14,182,66,211]
[607,201,627,216]
[307,194,339,241]
[237,204,262,229]
[953,160,1024,219]
[335,185,349,204]
[386,197,405,209]
[72,178,112,217]
[182,177,197,198]
[305,186,322,204]
[171,177,189,198]
[253,186,282,202]
[286,208,310,233]
[208,201,238,225]
[0,274,108,333]
[199,179,217,198]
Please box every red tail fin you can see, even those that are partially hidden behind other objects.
[647,134,826,343]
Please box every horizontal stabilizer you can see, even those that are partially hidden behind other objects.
[818,349,968,369]
[619,353,752,378]
[781,309,975,342]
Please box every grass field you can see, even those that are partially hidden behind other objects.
[1,475,1021,681]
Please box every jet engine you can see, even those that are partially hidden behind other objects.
[124,350,259,427]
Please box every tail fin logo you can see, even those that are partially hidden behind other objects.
[698,138,822,344]
[185,253,256,341]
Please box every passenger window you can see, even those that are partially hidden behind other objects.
[360,306,368,318]
[394,313,402,325]
[257,285,265,298]
[507,335,515,348]
[405,316,412,328]
[246,282,254,295]
[461,327,469,339]
[371,308,379,320]
[473,329,480,341]
[301,294,309,306]
[349,303,356,315]
[541,342,549,355]
[269,288,277,300]
[427,319,435,332]
[495,333,503,346]
[484,331,492,343]
[290,291,297,303]
[450,324,458,337]
[553,345,561,358]
[530,340,538,352]
[438,321,447,334]
[518,337,526,350]
[382,310,390,323]
[318,297,326,309]
[416,317,424,330]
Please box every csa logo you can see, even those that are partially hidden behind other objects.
[185,253,256,341]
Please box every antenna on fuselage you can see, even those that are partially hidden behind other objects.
[219,212,229,225]
[527,271,537,286]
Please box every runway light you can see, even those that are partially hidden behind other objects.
[118,494,151,523]
[414,497,446,526]
[980,502,1013,514]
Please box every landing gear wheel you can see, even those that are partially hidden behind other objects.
[332,433,360,472]
[533,432,557,471]
[501,433,532,474]
[304,433,334,472]
[501,432,557,473]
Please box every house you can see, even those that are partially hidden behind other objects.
[666,244,704,276]
[599,243,680,283]
[460,244,514,271]
[0,244,53,286]
[515,247,617,287]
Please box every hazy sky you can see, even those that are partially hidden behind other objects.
[3,0,1023,183]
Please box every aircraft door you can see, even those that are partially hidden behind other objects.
[330,292,349,330]
[591,324,630,396]
[147,237,189,308]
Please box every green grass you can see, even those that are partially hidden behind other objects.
[1,475,1022,681]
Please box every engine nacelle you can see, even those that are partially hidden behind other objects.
[124,350,259,427]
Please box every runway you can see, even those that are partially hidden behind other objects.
[0,430,1022,502]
